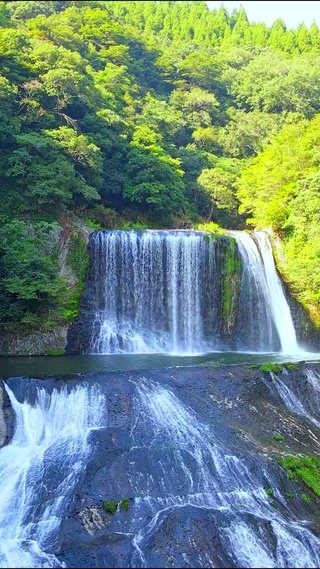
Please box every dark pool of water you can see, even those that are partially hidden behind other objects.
[1,350,320,379]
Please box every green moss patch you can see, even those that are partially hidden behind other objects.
[273,433,284,442]
[260,363,283,373]
[45,348,64,356]
[222,237,241,330]
[260,362,299,374]
[102,498,131,514]
[282,362,299,371]
[277,455,320,497]
[284,491,295,499]
[102,500,118,514]
[119,498,131,511]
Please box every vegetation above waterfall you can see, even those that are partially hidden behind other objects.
[1,0,320,330]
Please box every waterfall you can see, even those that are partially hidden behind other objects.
[69,229,300,355]
[84,230,222,355]
[230,231,298,353]
[119,379,320,568]
[255,233,298,353]
[0,383,105,568]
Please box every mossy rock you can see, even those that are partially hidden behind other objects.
[277,455,320,497]
[45,348,65,356]
[222,237,241,333]
[102,500,118,514]
[301,493,312,504]
[273,433,284,442]
[102,497,131,514]
[119,498,131,511]
[282,362,299,371]
[260,363,283,374]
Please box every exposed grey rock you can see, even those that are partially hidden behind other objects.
[0,327,68,356]
[0,385,7,447]
[2,363,320,567]
[0,381,15,447]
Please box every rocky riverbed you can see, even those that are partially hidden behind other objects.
[1,362,320,568]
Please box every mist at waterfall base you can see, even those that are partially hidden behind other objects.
[1,229,320,568]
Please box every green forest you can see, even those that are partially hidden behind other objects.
[1,0,320,333]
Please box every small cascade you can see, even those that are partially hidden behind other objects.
[115,379,320,568]
[265,368,320,429]
[230,231,298,353]
[0,383,105,568]
[306,368,320,395]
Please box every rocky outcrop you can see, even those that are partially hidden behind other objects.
[0,382,14,447]
[286,289,320,351]
[0,327,68,357]
[0,216,92,357]
[0,385,7,447]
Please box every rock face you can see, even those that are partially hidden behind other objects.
[0,327,68,356]
[0,382,14,447]
[287,290,320,351]
[0,218,91,357]
[0,385,7,447]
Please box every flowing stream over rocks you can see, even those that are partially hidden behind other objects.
[0,383,105,568]
[1,362,320,568]
[261,367,320,430]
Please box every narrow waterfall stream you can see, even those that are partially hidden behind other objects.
[254,233,298,352]
[262,368,320,429]
[230,231,298,353]
[69,229,300,355]
[0,383,105,568]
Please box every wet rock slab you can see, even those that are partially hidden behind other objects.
[3,362,320,567]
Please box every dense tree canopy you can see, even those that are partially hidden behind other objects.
[1,0,320,328]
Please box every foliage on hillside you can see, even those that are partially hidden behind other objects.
[1,0,320,329]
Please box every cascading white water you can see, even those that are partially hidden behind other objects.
[121,379,320,568]
[265,368,320,429]
[230,231,298,353]
[255,233,298,353]
[2,372,319,568]
[0,383,105,568]
[88,231,217,355]
[72,229,302,355]
[305,368,320,394]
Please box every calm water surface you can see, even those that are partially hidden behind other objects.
[1,351,320,379]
